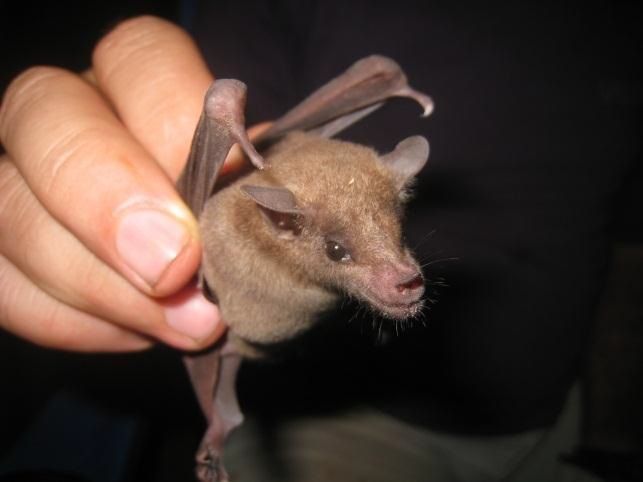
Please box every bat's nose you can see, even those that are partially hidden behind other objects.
[375,263,425,302]
[396,272,424,294]
[365,262,425,319]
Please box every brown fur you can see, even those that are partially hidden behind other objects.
[200,133,422,356]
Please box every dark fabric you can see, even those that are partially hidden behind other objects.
[193,0,642,434]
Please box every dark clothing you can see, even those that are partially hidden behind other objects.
[193,0,642,434]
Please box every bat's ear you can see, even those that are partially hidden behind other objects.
[380,136,430,190]
[241,185,303,239]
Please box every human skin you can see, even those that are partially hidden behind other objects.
[0,16,263,352]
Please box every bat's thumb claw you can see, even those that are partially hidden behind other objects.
[396,86,434,117]
[421,101,435,117]
[236,135,266,170]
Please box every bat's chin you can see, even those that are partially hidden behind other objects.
[361,292,425,320]
[380,298,425,320]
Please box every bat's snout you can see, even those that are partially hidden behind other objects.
[387,267,425,304]
[362,262,425,319]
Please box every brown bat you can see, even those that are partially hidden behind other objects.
[177,55,433,482]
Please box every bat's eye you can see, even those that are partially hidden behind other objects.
[325,240,351,263]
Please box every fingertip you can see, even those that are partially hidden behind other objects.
[161,285,227,350]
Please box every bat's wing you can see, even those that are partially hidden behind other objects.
[255,55,433,143]
[178,79,265,294]
[178,81,260,482]
[178,55,431,237]
[177,79,265,218]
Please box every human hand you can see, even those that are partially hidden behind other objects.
[0,16,248,352]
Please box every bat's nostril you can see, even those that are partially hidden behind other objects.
[396,273,424,293]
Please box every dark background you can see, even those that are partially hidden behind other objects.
[0,1,180,92]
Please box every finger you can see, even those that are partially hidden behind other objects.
[0,157,225,350]
[0,254,151,353]
[0,66,200,297]
[92,16,214,179]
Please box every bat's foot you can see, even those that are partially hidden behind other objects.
[196,444,229,482]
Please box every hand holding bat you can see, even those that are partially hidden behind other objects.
[0,17,225,351]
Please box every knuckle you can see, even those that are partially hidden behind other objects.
[0,257,54,345]
[0,256,18,326]
[0,241,149,353]
[0,265,97,352]
[0,66,70,140]
[0,159,35,240]
[28,304,91,352]
[35,123,107,200]
[0,157,21,204]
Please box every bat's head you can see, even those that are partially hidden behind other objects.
[242,133,429,320]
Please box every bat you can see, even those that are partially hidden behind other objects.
[176,55,433,482]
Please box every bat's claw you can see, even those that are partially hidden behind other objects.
[196,444,229,482]
[395,85,434,117]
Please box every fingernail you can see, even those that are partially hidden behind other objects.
[165,292,221,340]
[116,208,190,287]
